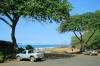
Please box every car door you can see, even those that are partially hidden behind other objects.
[21,51,27,58]
[26,50,33,58]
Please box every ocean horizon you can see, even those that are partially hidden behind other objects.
[18,44,71,49]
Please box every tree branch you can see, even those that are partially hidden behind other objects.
[0,17,12,28]
[85,29,97,45]
[5,12,13,23]
[79,31,82,41]
[73,31,81,41]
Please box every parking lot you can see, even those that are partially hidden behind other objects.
[0,55,100,66]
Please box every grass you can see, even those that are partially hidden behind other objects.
[50,50,64,54]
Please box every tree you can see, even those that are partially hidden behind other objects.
[71,30,100,50]
[58,10,100,52]
[0,0,72,49]
[26,45,34,50]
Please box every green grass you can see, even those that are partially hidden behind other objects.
[50,50,64,54]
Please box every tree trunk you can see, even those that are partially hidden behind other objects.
[73,31,84,52]
[11,25,18,50]
[80,40,84,52]
[80,32,84,52]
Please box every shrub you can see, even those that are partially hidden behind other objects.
[26,45,34,50]
[0,52,4,63]
[0,40,16,60]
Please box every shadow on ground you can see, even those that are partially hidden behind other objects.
[45,53,75,60]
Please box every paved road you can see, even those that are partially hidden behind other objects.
[0,55,100,66]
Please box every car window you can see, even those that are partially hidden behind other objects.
[28,50,33,53]
[22,51,26,54]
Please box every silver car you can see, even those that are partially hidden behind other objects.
[16,50,45,62]
[82,50,98,56]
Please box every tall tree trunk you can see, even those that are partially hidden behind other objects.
[79,32,84,52]
[73,31,84,52]
[11,15,20,50]
[11,24,18,50]
[80,40,84,52]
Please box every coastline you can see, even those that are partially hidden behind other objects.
[18,44,70,49]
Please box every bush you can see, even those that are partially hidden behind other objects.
[26,45,34,50]
[0,40,16,60]
[0,52,4,63]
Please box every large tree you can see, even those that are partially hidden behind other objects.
[71,30,100,50]
[0,0,72,49]
[58,10,100,51]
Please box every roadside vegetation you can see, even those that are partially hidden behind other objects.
[0,41,17,63]
[71,30,100,50]
[0,52,4,63]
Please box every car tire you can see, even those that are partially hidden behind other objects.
[90,53,92,56]
[17,56,21,61]
[30,57,35,62]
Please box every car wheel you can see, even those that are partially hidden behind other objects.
[30,57,35,62]
[94,54,97,56]
[17,56,21,61]
[90,53,92,56]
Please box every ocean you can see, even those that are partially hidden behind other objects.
[18,44,71,49]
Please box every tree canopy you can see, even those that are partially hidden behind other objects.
[58,10,100,51]
[58,10,100,32]
[0,0,72,49]
[0,0,72,22]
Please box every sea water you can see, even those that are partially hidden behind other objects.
[18,44,70,49]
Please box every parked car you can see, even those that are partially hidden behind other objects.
[16,50,45,62]
[82,50,98,56]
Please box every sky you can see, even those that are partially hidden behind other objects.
[0,0,100,46]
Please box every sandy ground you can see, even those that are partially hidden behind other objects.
[35,47,80,53]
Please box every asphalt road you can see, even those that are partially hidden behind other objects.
[0,55,100,66]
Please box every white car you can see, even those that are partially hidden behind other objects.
[16,50,45,62]
[82,50,98,56]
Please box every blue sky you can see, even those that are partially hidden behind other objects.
[0,0,100,45]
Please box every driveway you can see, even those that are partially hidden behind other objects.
[0,55,100,66]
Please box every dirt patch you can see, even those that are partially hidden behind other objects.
[35,47,80,54]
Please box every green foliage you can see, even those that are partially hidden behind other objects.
[0,0,72,22]
[0,52,4,63]
[26,45,34,50]
[50,50,64,54]
[71,30,100,50]
[71,36,81,49]
[58,10,100,32]
[83,30,100,50]
[0,41,16,59]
